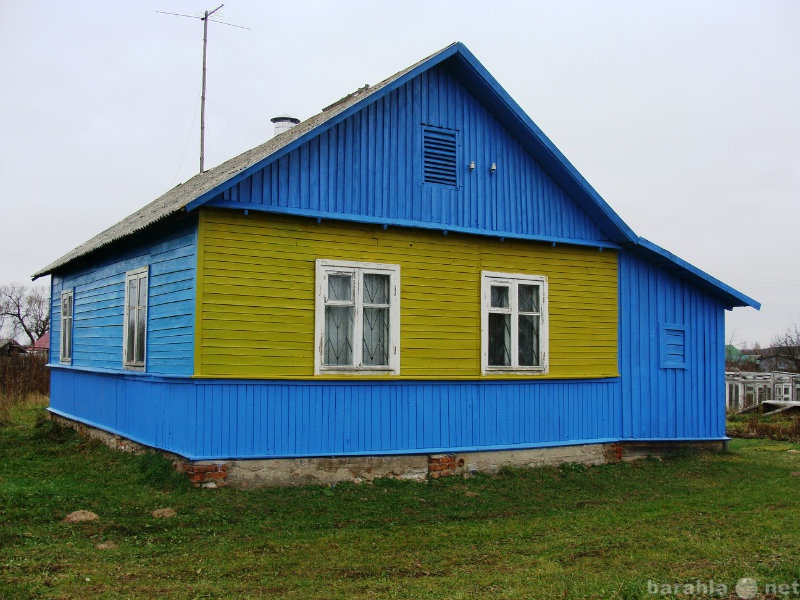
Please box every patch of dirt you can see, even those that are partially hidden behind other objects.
[96,541,118,550]
[63,510,99,523]
[151,508,177,518]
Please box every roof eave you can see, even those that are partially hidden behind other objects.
[634,238,760,310]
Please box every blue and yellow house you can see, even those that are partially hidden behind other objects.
[35,43,758,485]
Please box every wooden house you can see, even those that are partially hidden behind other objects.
[35,43,759,486]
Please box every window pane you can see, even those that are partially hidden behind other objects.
[138,276,147,307]
[488,313,511,366]
[518,314,540,366]
[362,307,389,366]
[518,284,539,313]
[135,307,146,363]
[490,286,509,309]
[126,307,135,362]
[324,305,354,365]
[328,275,352,301]
[363,273,389,305]
[128,279,137,308]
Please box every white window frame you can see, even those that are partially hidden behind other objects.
[315,259,400,375]
[481,270,549,375]
[123,266,149,371]
[60,289,74,364]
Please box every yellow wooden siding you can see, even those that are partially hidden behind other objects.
[196,208,618,379]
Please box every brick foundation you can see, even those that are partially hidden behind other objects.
[179,462,229,487]
[427,454,457,478]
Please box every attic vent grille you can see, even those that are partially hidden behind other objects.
[661,323,687,369]
[423,126,458,188]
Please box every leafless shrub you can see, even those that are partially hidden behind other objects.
[727,413,800,442]
[0,354,50,425]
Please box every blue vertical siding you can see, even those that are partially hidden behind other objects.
[619,250,726,440]
[50,369,622,460]
[50,218,197,376]
[209,65,609,245]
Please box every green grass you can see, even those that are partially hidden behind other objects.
[2,401,800,599]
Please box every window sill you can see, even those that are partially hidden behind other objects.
[483,368,549,376]
[317,368,398,376]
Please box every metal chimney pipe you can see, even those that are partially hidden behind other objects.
[270,115,300,137]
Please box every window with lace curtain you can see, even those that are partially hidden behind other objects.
[315,260,400,374]
[481,271,548,374]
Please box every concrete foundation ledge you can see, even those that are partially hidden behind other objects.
[48,412,726,489]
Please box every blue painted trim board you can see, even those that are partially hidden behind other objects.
[208,201,622,250]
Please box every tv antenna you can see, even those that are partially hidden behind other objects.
[157,5,250,173]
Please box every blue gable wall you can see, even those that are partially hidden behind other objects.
[50,217,197,376]
[209,64,610,246]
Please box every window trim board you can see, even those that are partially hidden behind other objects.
[123,266,149,371]
[59,288,74,364]
[480,270,549,375]
[315,259,400,375]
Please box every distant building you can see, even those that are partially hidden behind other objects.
[0,339,27,357]
[29,332,50,360]
[725,371,800,412]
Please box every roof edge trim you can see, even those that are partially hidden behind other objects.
[636,237,760,310]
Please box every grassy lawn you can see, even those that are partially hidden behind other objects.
[2,400,800,599]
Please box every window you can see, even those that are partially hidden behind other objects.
[315,260,400,374]
[422,125,458,188]
[481,271,548,374]
[660,323,687,369]
[123,267,148,370]
[60,289,73,364]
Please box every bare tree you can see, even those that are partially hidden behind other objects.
[0,284,50,345]
[769,325,800,373]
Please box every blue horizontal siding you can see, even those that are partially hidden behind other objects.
[51,368,727,461]
[619,251,726,440]
[209,64,608,245]
[50,219,197,376]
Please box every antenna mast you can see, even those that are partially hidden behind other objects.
[199,5,222,173]
[157,5,249,173]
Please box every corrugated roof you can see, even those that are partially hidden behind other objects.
[33,44,457,279]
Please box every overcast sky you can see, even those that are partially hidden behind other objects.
[1,1,797,347]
